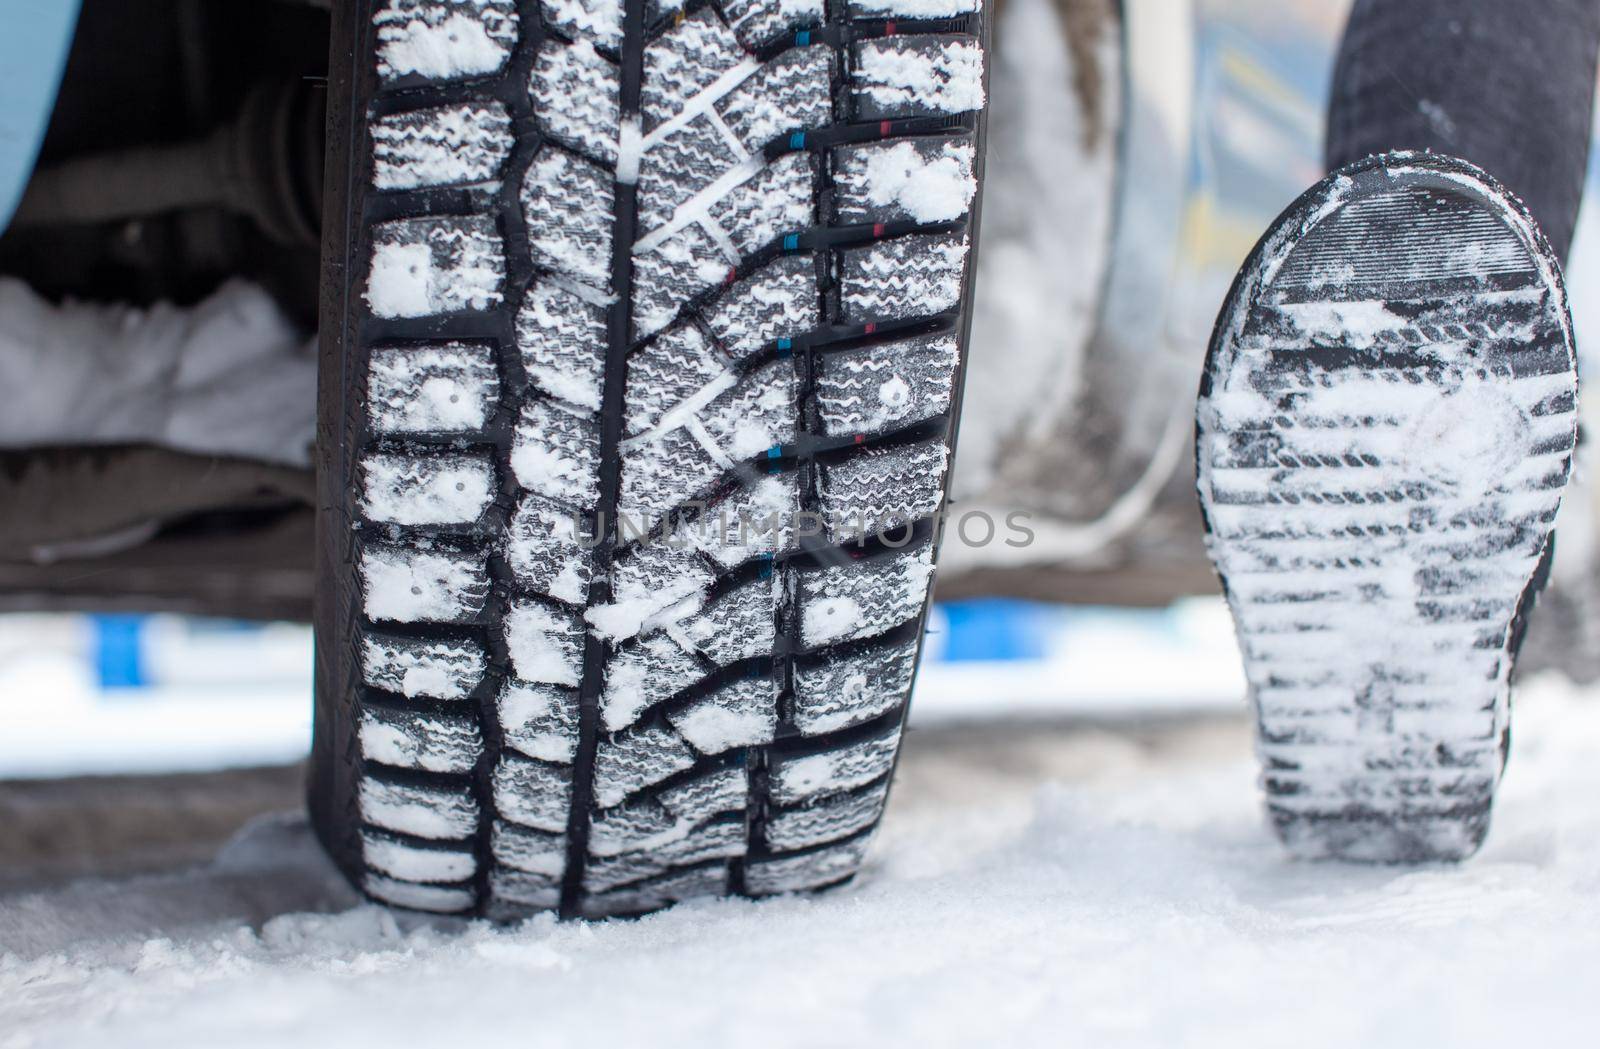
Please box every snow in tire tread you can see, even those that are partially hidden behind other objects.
[333,0,987,916]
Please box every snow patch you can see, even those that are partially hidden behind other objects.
[374,1,516,81]
[859,141,977,223]
[504,603,583,686]
[0,278,315,466]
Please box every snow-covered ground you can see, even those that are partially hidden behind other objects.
[4,672,1600,1048]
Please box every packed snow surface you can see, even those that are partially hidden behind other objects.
[7,676,1600,1048]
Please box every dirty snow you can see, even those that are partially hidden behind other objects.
[7,676,1600,1047]
[0,278,315,466]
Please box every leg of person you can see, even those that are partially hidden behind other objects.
[1196,0,1598,862]
[1327,0,1600,264]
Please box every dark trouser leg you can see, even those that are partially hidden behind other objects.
[1327,0,1600,264]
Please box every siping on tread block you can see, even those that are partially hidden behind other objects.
[1196,152,1578,863]
[312,0,990,917]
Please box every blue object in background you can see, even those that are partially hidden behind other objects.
[92,614,147,689]
[0,1,81,233]
[935,599,1060,662]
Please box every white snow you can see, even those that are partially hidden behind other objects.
[541,0,623,49]
[0,278,315,466]
[802,595,867,647]
[375,8,513,81]
[859,141,977,223]
[778,0,824,19]
[12,677,1600,1047]
[503,602,582,686]
[497,683,577,763]
[670,705,768,753]
[365,242,440,319]
[616,113,643,185]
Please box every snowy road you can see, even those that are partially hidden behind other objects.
[5,677,1600,1048]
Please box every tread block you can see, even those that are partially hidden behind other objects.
[640,9,748,131]
[703,254,819,361]
[531,38,621,165]
[373,0,518,82]
[359,776,479,840]
[511,399,602,504]
[590,544,715,642]
[371,102,514,191]
[602,634,706,732]
[838,233,969,323]
[800,546,934,648]
[367,343,499,436]
[360,633,488,701]
[632,223,739,336]
[493,753,575,832]
[522,148,616,291]
[659,766,748,825]
[360,542,490,624]
[744,835,869,894]
[592,725,698,807]
[582,865,728,918]
[616,428,720,534]
[517,282,608,412]
[724,0,824,49]
[698,358,800,458]
[717,46,834,154]
[819,441,948,542]
[588,799,682,857]
[667,677,779,755]
[362,831,478,882]
[360,451,496,526]
[366,216,505,319]
[764,779,889,852]
[794,637,917,735]
[673,475,799,569]
[489,867,562,909]
[770,725,899,804]
[504,599,586,686]
[506,493,595,604]
[360,706,482,774]
[708,152,815,257]
[663,817,747,865]
[833,137,976,225]
[678,579,781,664]
[623,324,728,437]
[637,117,746,237]
[814,332,958,438]
[491,819,568,875]
[582,850,665,893]
[364,873,476,912]
[497,680,580,763]
[618,359,798,529]
[850,36,985,121]
[540,0,622,49]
